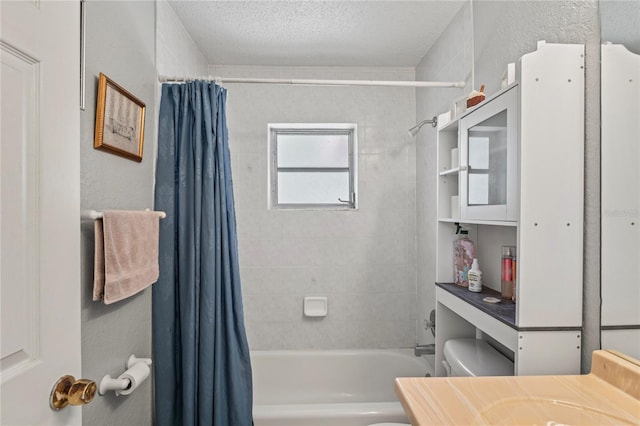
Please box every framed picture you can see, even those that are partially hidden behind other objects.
[94,73,146,162]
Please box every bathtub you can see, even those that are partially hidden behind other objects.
[251,349,434,426]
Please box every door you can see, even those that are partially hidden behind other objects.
[1,1,82,424]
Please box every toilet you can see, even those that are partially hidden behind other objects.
[368,339,513,426]
[442,338,513,377]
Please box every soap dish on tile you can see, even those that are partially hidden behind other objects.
[483,297,501,304]
[303,296,328,317]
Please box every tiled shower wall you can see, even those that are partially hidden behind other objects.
[210,65,417,350]
[415,3,473,348]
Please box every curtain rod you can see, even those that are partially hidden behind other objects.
[158,75,466,89]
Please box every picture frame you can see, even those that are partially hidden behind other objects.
[94,73,146,162]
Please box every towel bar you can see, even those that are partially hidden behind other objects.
[81,209,166,220]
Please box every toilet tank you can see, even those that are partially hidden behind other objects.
[443,338,514,377]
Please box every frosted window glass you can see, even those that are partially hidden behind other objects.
[277,134,349,168]
[468,174,489,205]
[278,172,349,204]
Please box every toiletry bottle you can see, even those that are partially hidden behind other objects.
[501,247,513,299]
[511,254,517,302]
[454,227,475,287]
[468,258,482,292]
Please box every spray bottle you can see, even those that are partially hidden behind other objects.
[453,224,475,287]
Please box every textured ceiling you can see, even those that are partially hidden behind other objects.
[169,1,466,67]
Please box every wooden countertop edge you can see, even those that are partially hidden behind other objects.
[591,349,640,399]
[394,379,419,426]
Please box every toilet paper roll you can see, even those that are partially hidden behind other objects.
[451,196,459,219]
[451,148,459,170]
[116,362,150,396]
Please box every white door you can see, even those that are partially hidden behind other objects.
[1,1,82,424]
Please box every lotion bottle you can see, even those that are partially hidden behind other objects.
[468,258,482,293]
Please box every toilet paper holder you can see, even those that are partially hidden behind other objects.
[99,354,152,396]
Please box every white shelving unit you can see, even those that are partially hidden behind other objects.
[434,42,585,376]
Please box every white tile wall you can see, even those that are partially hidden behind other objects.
[212,65,417,350]
[415,3,472,347]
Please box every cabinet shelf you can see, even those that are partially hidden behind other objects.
[436,283,581,332]
[437,218,517,227]
[437,282,515,328]
[436,282,582,376]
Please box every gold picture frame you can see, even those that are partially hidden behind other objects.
[94,73,146,162]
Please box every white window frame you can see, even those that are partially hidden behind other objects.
[268,123,358,210]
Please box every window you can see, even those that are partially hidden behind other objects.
[268,124,357,209]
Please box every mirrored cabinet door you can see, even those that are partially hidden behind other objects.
[601,44,640,358]
[600,0,640,359]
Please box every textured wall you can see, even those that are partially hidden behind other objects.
[600,0,640,54]
[210,65,418,350]
[80,2,156,424]
[415,0,600,372]
[156,0,209,77]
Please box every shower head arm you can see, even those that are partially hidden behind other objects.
[418,116,438,129]
[408,116,438,137]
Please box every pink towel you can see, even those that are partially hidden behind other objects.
[93,210,160,304]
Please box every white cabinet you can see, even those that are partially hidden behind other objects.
[436,86,519,225]
[459,86,518,222]
[434,42,585,376]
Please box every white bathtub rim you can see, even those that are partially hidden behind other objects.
[253,401,410,426]
[250,348,429,366]
[253,401,405,419]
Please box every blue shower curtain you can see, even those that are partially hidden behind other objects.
[153,81,253,426]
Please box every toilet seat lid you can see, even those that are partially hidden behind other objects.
[443,338,513,376]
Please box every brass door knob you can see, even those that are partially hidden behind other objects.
[50,375,97,410]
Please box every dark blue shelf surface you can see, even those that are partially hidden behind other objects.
[436,282,517,329]
[436,282,582,332]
